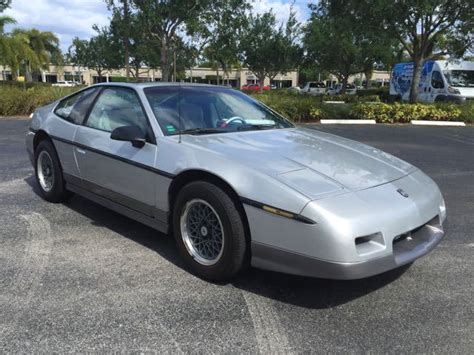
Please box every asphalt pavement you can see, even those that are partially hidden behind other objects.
[0,119,473,353]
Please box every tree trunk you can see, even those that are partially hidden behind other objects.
[340,75,348,94]
[123,0,130,82]
[364,70,373,89]
[135,65,140,81]
[410,57,423,103]
[216,68,219,85]
[258,73,265,93]
[25,61,33,82]
[161,38,170,82]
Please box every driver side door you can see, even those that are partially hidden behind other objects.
[74,86,159,218]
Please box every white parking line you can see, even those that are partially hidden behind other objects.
[411,120,466,126]
[320,119,376,124]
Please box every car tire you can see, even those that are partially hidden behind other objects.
[172,181,248,281]
[34,140,71,203]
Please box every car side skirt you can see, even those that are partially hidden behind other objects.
[64,173,169,234]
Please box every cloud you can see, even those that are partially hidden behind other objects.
[2,0,311,52]
[251,0,310,25]
[4,0,111,52]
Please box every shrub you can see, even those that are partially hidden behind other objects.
[351,102,463,123]
[356,87,390,102]
[322,94,380,103]
[0,85,82,116]
[458,101,474,123]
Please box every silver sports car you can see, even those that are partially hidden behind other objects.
[26,83,446,281]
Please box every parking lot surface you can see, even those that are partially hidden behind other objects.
[1,119,473,353]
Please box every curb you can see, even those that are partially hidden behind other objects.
[320,119,376,124]
[411,120,466,126]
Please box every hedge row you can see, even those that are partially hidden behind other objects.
[0,84,472,123]
[255,91,473,123]
[351,103,463,123]
[0,85,82,116]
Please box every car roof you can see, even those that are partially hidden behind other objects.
[88,82,232,90]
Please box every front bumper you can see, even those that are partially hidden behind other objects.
[246,170,446,279]
[251,215,445,279]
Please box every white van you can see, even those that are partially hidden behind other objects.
[390,60,474,103]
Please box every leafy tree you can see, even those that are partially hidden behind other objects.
[132,0,217,82]
[304,5,365,93]
[68,26,122,82]
[240,10,301,92]
[105,0,132,80]
[0,0,11,12]
[108,10,161,80]
[347,0,474,102]
[266,10,303,85]
[199,0,249,85]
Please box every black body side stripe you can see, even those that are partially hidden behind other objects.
[47,133,175,179]
[240,197,316,225]
[31,128,314,224]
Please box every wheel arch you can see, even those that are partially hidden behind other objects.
[168,169,252,244]
[33,130,52,152]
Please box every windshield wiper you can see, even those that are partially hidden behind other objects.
[237,124,277,131]
[179,128,224,135]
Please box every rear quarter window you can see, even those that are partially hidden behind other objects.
[54,88,100,124]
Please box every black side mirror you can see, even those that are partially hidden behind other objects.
[110,125,146,148]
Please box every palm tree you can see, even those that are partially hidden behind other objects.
[0,15,16,79]
[7,29,60,81]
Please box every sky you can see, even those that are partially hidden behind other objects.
[3,0,312,53]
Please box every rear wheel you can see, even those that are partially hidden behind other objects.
[34,140,71,202]
[172,181,248,281]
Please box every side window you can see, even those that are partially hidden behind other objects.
[86,87,153,141]
[431,71,444,89]
[54,88,98,124]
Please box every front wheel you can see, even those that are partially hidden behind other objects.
[172,181,248,281]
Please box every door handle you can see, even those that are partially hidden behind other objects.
[76,148,86,154]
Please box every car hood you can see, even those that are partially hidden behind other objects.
[182,128,417,199]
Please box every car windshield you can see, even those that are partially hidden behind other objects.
[144,86,294,136]
[443,70,474,88]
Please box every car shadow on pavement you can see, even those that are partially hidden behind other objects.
[25,176,410,309]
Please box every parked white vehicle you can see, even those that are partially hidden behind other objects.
[301,81,327,95]
[327,83,357,95]
[52,81,79,87]
[390,60,474,103]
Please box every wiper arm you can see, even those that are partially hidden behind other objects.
[180,128,223,135]
[237,124,277,131]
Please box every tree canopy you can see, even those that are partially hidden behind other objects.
[240,10,301,91]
